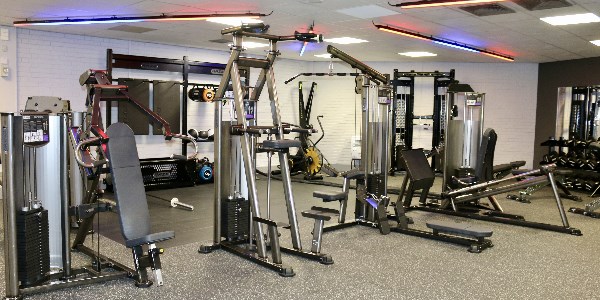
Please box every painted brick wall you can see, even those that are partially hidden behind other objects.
[309,61,539,169]
[16,29,307,164]
[15,29,538,169]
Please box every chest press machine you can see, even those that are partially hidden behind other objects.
[72,70,198,287]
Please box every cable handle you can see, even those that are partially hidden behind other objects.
[74,137,108,168]
[169,133,199,161]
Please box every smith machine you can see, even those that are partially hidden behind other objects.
[199,24,336,276]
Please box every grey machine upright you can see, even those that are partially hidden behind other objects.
[199,24,338,276]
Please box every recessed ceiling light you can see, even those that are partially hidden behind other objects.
[314,54,332,58]
[540,13,600,26]
[324,37,368,44]
[399,51,438,57]
[336,5,399,19]
[236,41,269,49]
[591,40,600,46]
[207,17,263,26]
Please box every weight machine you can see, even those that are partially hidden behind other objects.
[304,46,496,252]
[2,84,195,298]
[391,69,455,173]
[401,87,581,235]
[199,24,336,276]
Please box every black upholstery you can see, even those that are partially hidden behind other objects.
[340,169,364,180]
[125,231,175,248]
[313,191,347,202]
[106,123,174,247]
[262,139,301,149]
[426,220,493,238]
[475,128,497,181]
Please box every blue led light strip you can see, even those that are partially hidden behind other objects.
[13,12,270,26]
[373,23,514,61]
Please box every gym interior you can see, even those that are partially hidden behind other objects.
[1,0,600,299]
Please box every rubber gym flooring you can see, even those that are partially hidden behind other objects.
[1,172,600,299]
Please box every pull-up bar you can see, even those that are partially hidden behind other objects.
[284,72,360,84]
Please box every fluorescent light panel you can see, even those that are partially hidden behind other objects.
[314,54,332,58]
[374,23,514,62]
[590,40,600,46]
[206,17,263,26]
[324,37,368,44]
[540,13,600,26]
[239,41,269,49]
[399,51,437,57]
[336,5,399,19]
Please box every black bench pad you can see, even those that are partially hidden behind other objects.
[426,220,493,238]
[302,206,339,221]
[125,231,175,248]
[262,139,301,149]
[313,191,347,202]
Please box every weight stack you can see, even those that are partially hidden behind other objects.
[16,207,50,287]
[221,197,250,241]
[366,174,386,198]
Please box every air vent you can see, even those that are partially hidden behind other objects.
[107,25,156,33]
[512,0,572,11]
[209,38,231,44]
[460,4,515,16]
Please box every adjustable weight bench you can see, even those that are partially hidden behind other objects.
[107,123,174,287]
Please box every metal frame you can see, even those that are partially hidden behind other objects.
[199,24,328,276]
[409,164,582,235]
[390,70,455,173]
[106,49,226,155]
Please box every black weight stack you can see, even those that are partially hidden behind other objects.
[367,174,386,198]
[16,207,50,287]
[221,197,250,241]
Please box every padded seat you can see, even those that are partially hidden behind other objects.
[313,190,347,202]
[426,220,493,238]
[125,231,175,248]
[262,139,301,149]
[301,206,339,221]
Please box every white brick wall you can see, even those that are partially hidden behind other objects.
[310,61,539,169]
[14,29,538,169]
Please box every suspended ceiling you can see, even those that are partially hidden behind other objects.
[1,0,600,63]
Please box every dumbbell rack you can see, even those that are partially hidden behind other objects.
[540,137,600,218]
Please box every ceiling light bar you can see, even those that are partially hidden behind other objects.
[591,40,600,46]
[389,0,505,9]
[13,12,270,26]
[374,23,514,61]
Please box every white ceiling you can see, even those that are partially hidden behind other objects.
[1,0,600,63]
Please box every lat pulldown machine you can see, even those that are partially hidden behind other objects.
[199,24,335,276]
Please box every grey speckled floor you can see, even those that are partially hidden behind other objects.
[2,173,600,300]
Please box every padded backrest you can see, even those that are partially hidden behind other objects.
[401,149,435,188]
[475,128,497,181]
[106,122,151,242]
